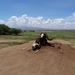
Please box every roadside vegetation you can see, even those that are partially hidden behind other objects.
[0,30,75,41]
[0,41,26,49]
[0,41,26,46]
[0,24,75,49]
[0,24,22,35]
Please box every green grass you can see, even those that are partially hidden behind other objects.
[46,31,75,40]
[0,31,75,41]
[0,31,41,41]
[0,31,75,49]
[0,41,26,46]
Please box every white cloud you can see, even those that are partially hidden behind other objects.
[6,14,43,27]
[42,19,52,24]
[64,22,75,28]
[66,13,75,22]
[41,18,64,28]
[67,13,75,19]
[2,13,75,29]
[0,20,5,24]
[6,15,27,27]
[53,18,64,24]
[27,16,43,25]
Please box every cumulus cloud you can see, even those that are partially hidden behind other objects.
[66,13,75,20]
[6,14,43,27]
[1,13,74,29]
[0,20,5,24]
[6,14,65,29]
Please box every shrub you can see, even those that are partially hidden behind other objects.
[0,24,22,35]
[0,24,10,35]
[9,28,22,35]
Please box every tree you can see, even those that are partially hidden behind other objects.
[0,24,22,35]
[9,28,22,35]
[0,24,10,35]
[0,27,4,34]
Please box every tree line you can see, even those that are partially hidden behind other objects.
[0,24,22,35]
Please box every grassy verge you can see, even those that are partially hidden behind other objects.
[0,41,27,49]
[46,31,75,40]
[0,31,75,41]
[0,31,41,41]
[0,30,75,49]
[0,41,26,46]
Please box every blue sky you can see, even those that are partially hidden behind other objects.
[0,0,75,29]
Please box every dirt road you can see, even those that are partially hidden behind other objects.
[0,40,75,75]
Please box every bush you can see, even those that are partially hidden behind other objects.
[0,24,22,35]
[0,24,10,35]
[9,28,22,35]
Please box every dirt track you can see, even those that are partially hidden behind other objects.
[0,40,75,75]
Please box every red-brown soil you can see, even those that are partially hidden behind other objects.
[0,40,75,75]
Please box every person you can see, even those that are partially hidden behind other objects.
[32,43,41,50]
[35,32,54,46]
[32,32,54,51]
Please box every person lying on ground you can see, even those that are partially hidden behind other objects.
[36,32,54,46]
[32,32,54,50]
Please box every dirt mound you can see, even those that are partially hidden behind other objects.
[0,41,75,75]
